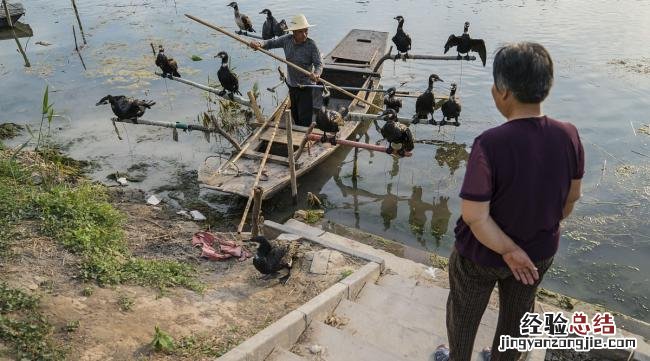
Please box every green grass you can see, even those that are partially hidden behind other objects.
[0,150,204,358]
[0,283,65,360]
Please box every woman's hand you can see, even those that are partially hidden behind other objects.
[502,247,539,285]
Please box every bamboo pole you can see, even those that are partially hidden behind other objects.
[247,90,263,123]
[306,133,412,157]
[113,117,211,132]
[70,0,87,45]
[285,112,298,205]
[112,116,242,150]
[218,97,289,173]
[184,14,384,113]
[154,72,252,107]
[372,46,477,72]
[2,0,29,67]
[206,113,242,151]
[294,122,316,161]
[251,186,263,237]
[237,100,289,233]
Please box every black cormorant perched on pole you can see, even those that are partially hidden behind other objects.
[96,95,155,120]
[379,108,414,157]
[316,86,348,145]
[441,83,461,126]
[383,87,403,114]
[444,21,487,66]
[391,16,411,60]
[155,45,180,78]
[414,74,444,125]
[260,9,285,39]
[215,51,242,97]
[247,236,301,284]
[227,2,255,33]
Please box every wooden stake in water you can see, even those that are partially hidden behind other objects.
[285,113,298,205]
[73,25,87,70]
[70,0,87,45]
[2,0,29,67]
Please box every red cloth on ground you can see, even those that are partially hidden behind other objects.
[192,231,252,261]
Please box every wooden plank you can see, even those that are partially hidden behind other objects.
[260,127,306,145]
[242,150,302,169]
[329,29,387,64]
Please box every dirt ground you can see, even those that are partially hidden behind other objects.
[1,187,363,360]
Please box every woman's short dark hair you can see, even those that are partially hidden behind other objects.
[492,42,554,103]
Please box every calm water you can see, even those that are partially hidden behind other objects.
[1,0,649,321]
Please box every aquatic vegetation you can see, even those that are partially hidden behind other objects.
[0,122,23,139]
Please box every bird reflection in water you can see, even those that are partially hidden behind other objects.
[380,183,399,230]
[407,187,454,248]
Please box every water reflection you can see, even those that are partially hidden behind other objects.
[434,141,469,176]
[380,183,398,230]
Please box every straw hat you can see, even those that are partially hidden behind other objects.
[286,14,315,31]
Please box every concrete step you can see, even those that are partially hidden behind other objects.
[266,348,306,361]
[381,278,450,311]
[335,298,446,360]
[376,273,418,289]
[356,283,499,359]
[293,321,409,361]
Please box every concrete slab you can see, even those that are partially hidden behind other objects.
[356,283,499,359]
[297,282,347,325]
[228,310,306,361]
[265,348,306,361]
[264,220,384,267]
[335,299,446,360]
[309,250,331,274]
[296,321,410,361]
[377,273,418,289]
[339,262,381,300]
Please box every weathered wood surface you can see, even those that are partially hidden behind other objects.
[0,1,23,27]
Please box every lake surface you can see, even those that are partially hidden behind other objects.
[1,0,649,321]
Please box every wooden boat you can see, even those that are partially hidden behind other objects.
[0,2,24,28]
[198,29,388,199]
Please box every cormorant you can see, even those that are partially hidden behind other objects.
[391,16,411,60]
[215,51,242,97]
[383,87,402,114]
[260,9,285,39]
[414,74,444,125]
[441,83,461,126]
[247,236,301,284]
[155,45,180,78]
[316,87,348,145]
[379,108,414,157]
[444,21,487,66]
[227,2,255,33]
[278,19,288,34]
[96,95,155,120]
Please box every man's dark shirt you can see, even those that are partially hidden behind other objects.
[454,116,585,267]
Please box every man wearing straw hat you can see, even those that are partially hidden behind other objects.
[250,14,323,126]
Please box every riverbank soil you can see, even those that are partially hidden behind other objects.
[0,149,361,360]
